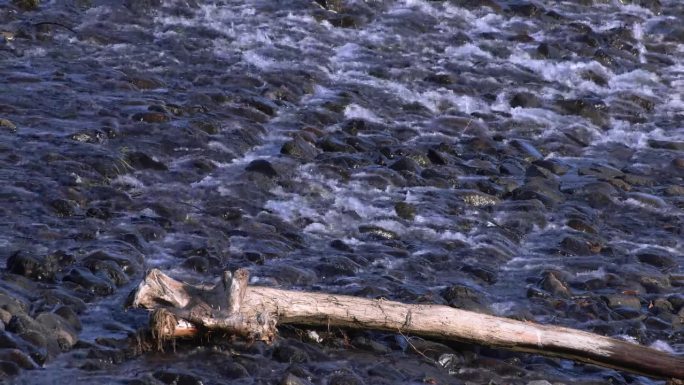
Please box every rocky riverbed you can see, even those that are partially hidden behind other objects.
[1,0,682,384]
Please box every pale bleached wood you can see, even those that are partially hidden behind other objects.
[129,269,684,380]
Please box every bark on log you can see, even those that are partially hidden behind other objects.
[129,268,684,381]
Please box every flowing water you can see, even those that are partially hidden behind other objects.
[1,0,683,384]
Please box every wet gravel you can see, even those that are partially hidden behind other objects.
[0,0,682,384]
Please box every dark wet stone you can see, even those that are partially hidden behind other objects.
[441,284,490,313]
[316,256,360,277]
[525,164,556,179]
[559,235,600,256]
[499,159,525,176]
[648,139,684,151]
[620,0,661,14]
[82,250,138,275]
[328,371,365,385]
[667,294,684,312]
[281,136,320,161]
[644,316,670,330]
[54,305,81,331]
[328,14,364,29]
[319,136,356,153]
[627,192,668,209]
[0,349,38,370]
[84,258,129,286]
[539,272,572,298]
[86,207,112,220]
[508,1,545,17]
[670,274,684,287]
[536,42,562,59]
[273,341,310,363]
[243,96,277,116]
[525,287,551,299]
[602,295,641,310]
[125,151,167,170]
[578,164,624,180]
[340,119,377,135]
[0,360,20,376]
[184,156,217,173]
[639,275,670,293]
[330,239,353,253]
[456,0,503,12]
[461,265,497,284]
[6,323,58,365]
[510,92,541,108]
[456,189,500,207]
[153,371,203,385]
[394,202,416,220]
[63,267,115,296]
[389,157,420,173]
[358,225,398,241]
[424,73,453,85]
[0,331,19,349]
[218,362,249,379]
[131,112,169,123]
[126,76,165,90]
[189,119,219,135]
[182,256,210,272]
[246,159,278,177]
[426,148,447,165]
[555,96,608,128]
[565,181,616,209]
[649,298,674,319]
[511,179,565,207]
[351,336,390,354]
[527,381,553,385]
[281,373,314,385]
[566,218,597,234]
[581,70,608,86]
[37,290,87,314]
[6,314,43,336]
[406,338,459,362]
[472,356,527,377]
[49,198,76,217]
[35,313,77,351]
[636,249,677,269]
[367,364,405,381]
[463,136,498,155]
[11,0,39,10]
[664,185,684,196]
[6,252,43,280]
[82,250,138,276]
[532,159,569,175]
[70,131,107,144]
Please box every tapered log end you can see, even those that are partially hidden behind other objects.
[131,269,278,346]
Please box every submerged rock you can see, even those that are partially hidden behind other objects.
[246,159,278,177]
[394,202,416,220]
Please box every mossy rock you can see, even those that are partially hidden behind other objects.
[12,0,40,10]
[394,202,416,220]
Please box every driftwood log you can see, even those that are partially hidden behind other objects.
[128,268,684,381]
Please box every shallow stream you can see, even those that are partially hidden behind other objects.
[0,0,682,384]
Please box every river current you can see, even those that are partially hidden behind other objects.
[1,0,682,384]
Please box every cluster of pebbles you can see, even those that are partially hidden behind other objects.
[0,0,682,384]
